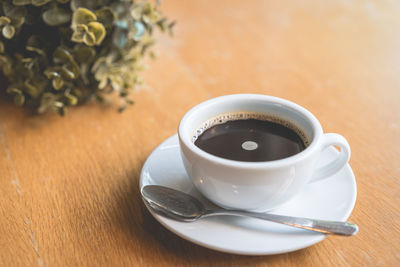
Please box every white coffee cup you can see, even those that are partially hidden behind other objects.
[178,94,350,211]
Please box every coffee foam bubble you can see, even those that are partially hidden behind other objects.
[192,111,310,147]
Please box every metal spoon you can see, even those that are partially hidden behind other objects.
[141,185,358,236]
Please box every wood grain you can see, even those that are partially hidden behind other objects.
[0,0,399,266]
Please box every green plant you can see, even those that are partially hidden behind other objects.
[0,0,174,115]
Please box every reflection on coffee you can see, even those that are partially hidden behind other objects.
[194,113,308,162]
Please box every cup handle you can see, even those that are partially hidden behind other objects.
[310,133,351,182]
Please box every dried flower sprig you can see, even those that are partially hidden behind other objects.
[0,0,174,115]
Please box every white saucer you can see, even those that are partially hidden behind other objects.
[140,135,357,255]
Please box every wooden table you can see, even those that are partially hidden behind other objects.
[1,0,399,266]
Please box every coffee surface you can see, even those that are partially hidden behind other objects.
[194,119,306,162]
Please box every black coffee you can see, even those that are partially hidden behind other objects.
[194,116,307,162]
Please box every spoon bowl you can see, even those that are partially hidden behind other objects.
[143,186,205,221]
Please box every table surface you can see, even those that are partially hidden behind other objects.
[1,0,399,266]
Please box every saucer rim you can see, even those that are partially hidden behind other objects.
[140,134,357,255]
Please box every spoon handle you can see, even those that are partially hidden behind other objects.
[207,210,358,236]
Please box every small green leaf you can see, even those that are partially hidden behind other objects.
[95,94,105,103]
[133,21,145,41]
[98,77,108,89]
[52,76,64,90]
[7,87,26,106]
[156,18,167,32]
[73,45,95,63]
[71,29,85,43]
[65,92,78,105]
[26,46,46,56]
[72,8,96,28]
[24,80,40,98]
[14,93,25,106]
[4,4,27,20]
[60,65,78,80]
[87,21,106,45]
[95,7,115,29]
[131,5,142,21]
[0,55,12,75]
[32,0,51,6]
[44,69,60,79]
[53,47,75,64]
[25,35,46,56]
[83,31,96,46]
[0,16,11,26]
[2,25,15,39]
[168,21,176,36]
[42,7,71,26]
[149,51,157,59]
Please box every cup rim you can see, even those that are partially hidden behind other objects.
[178,94,323,169]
